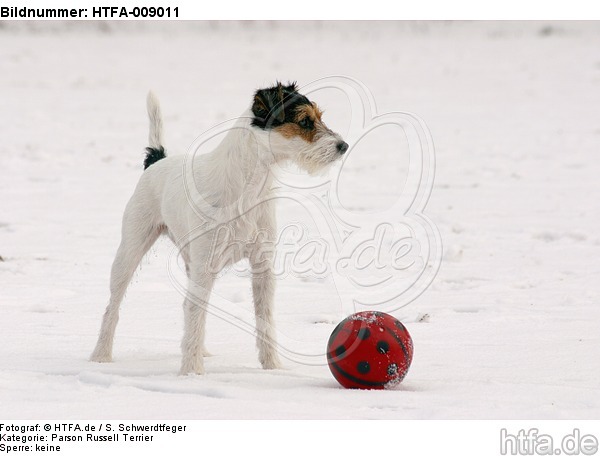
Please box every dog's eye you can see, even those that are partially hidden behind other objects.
[298,117,314,130]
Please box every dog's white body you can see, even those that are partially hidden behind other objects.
[91,87,346,375]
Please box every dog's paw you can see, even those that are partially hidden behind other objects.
[89,353,112,363]
[89,344,113,363]
[179,359,205,376]
[179,368,205,376]
[260,353,283,370]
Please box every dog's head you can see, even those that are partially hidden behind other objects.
[251,82,348,174]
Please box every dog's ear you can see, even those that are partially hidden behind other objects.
[284,81,298,93]
[252,84,287,127]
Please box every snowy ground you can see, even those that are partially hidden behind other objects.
[1,21,600,419]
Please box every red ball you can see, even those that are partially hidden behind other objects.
[327,311,413,389]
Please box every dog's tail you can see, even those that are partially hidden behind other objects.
[144,91,166,170]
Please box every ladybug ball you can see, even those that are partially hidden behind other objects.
[326,311,413,389]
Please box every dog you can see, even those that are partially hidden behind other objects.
[90,82,349,375]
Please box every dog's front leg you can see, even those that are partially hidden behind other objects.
[251,252,282,370]
[180,265,214,376]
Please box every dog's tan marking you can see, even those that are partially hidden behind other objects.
[275,123,317,143]
[296,102,323,122]
[274,103,325,143]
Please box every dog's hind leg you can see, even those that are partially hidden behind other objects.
[90,197,163,363]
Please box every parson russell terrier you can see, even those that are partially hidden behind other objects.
[90,82,349,375]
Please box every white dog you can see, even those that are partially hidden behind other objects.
[90,82,349,375]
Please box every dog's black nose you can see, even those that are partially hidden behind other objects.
[337,141,349,154]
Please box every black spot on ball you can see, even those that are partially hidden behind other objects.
[357,361,370,375]
[357,327,371,340]
[377,340,389,354]
[387,363,398,376]
[335,345,346,358]
[394,320,407,332]
[328,321,346,348]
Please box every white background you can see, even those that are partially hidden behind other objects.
[1,4,600,455]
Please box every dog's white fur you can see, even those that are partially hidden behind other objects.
[90,90,346,375]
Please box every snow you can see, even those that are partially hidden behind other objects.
[1,21,599,419]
